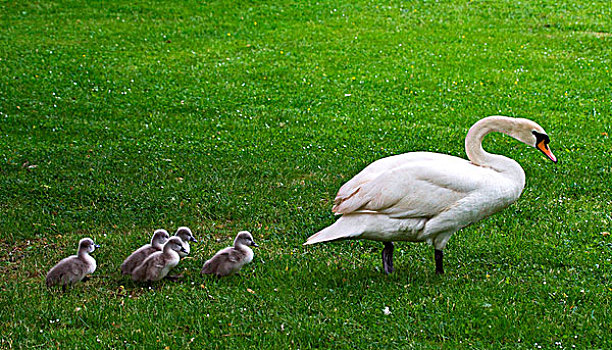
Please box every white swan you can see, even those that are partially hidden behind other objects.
[304,116,557,274]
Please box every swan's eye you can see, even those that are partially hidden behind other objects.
[532,130,550,146]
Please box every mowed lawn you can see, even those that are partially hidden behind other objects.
[1,0,611,348]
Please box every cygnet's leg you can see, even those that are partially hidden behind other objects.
[382,242,394,274]
[434,249,444,274]
[165,274,184,281]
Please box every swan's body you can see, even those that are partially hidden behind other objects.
[201,231,258,277]
[173,226,197,258]
[132,237,187,282]
[45,238,99,289]
[305,116,557,274]
[120,229,170,275]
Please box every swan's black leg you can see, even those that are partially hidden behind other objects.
[435,249,444,274]
[382,242,395,274]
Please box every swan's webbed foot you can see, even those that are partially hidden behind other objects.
[435,249,444,274]
[382,242,395,275]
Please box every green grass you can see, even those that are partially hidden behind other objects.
[1,0,611,348]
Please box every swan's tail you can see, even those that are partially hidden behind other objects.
[304,216,363,245]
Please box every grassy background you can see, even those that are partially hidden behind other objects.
[1,0,611,348]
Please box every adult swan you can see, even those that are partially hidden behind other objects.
[304,116,557,275]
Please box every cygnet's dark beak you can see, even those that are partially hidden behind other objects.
[94,244,101,248]
[190,237,198,243]
[251,242,259,247]
[180,247,189,254]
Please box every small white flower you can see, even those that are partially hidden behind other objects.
[383,306,391,315]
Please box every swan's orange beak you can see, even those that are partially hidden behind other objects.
[537,140,557,163]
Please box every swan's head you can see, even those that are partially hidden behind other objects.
[514,118,557,163]
[175,226,198,243]
[234,231,258,247]
[164,237,188,255]
[79,238,99,253]
[151,229,170,249]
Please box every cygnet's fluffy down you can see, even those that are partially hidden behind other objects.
[120,229,170,275]
[201,231,258,277]
[132,237,187,282]
[173,226,197,258]
[46,238,99,289]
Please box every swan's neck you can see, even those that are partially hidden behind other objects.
[234,242,254,263]
[464,116,525,179]
[234,242,253,254]
[77,248,90,258]
[152,236,166,249]
[163,245,176,255]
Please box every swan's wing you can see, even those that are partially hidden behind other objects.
[47,256,83,285]
[141,259,165,280]
[218,249,239,263]
[120,246,155,275]
[333,154,486,218]
[132,253,159,281]
[201,248,236,274]
[334,152,440,205]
